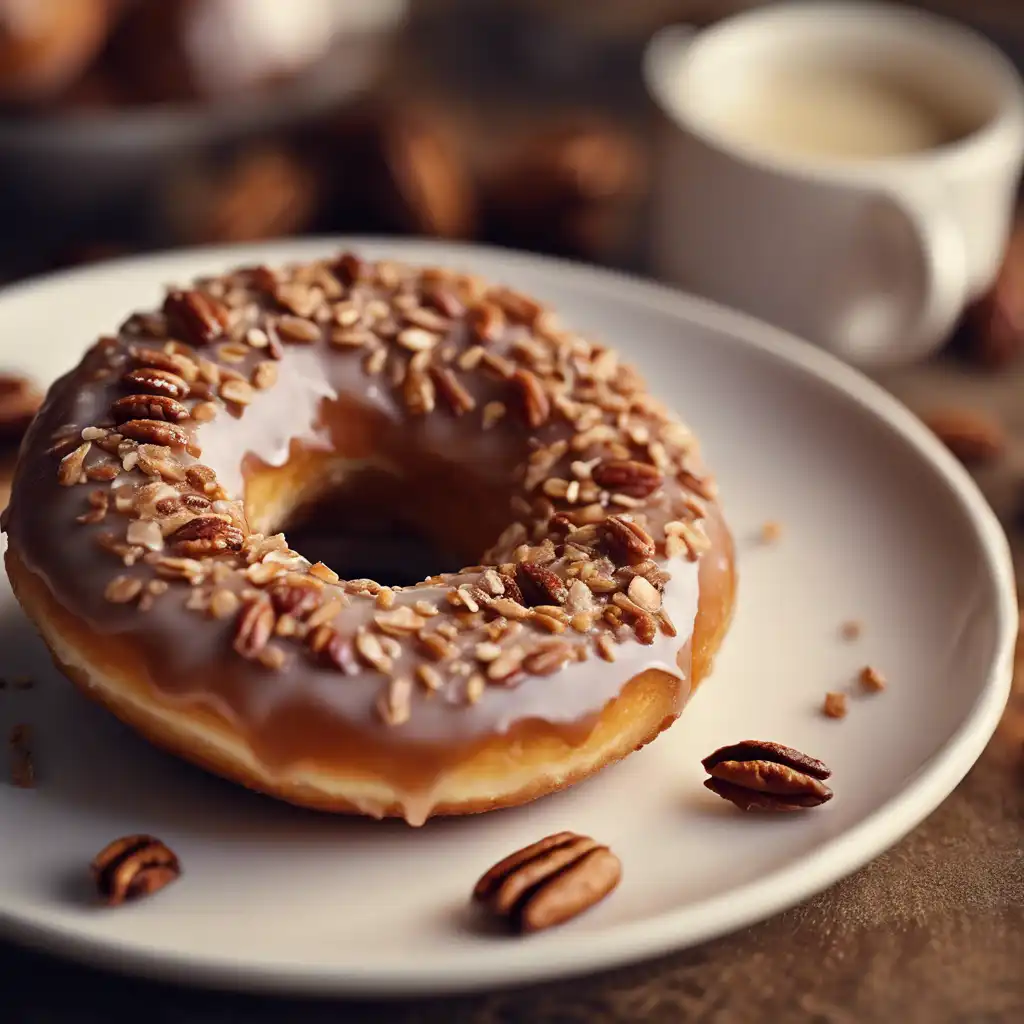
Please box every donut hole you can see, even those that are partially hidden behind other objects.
[240,418,520,588]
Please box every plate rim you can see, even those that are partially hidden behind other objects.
[0,237,1016,996]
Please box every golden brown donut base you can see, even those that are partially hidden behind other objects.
[8,524,734,820]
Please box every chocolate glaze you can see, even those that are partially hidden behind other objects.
[4,256,727,817]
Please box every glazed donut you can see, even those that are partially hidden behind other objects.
[3,252,736,824]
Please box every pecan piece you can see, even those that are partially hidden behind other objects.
[110,394,189,424]
[511,368,550,428]
[517,561,568,606]
[331,251,366,287]
[921,407,1006,464]
[592,459,663,498]
[91,835,181,906]
[523,640,574,676]
[128,345,199,382]
[234,597,275,658]
[473,831,621,933]
[430,366,476,415]
[467,301,505,343]
[122,367,190,400]
[269,579,323,617]
[600,515,655,565]
[701,740,833,811]
[168,516,243,555]
[163,289,230,346]
[118,419,190,448]
[0,373,42,440]
[422,286,465,319]
[496,572,524,605]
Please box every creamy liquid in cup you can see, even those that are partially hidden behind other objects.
[710,66,974,162]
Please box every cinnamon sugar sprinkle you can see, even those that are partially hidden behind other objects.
[47,253,716,727]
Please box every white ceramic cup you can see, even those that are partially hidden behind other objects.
[644,1,1024,367]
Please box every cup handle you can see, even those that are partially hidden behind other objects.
[823,190,969,366]
[894,193,971,362]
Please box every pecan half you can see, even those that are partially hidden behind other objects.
[128,345,199,382]
[122,367,190,400]
[512,368,550,428]
[517,561,568,606]
[118,419,190,448]
[0,373,42,440]
[592,459,663,498]
[168,516,243,555]
[234,598,275,658]
[473,831,621,933]
[600,515,655,565]
[702,740,833,811]
[91,835,181,906]
[164,289,230,346]
[110,394,189,424]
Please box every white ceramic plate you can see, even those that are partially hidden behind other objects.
[0,240,1015,996]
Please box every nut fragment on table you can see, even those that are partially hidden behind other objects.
[473,831,622,933]
[921,407,1006,465]
[91,834,181,906]
[0,373,43,441]
[702,740,833,811]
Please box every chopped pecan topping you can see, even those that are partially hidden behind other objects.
[110,394,189,424]
[430,366,476,415]
[122,367,190,400]
[701,740,833,811]
[163,289,230,346]
[467,301,505,343]
[591,459,663,498]
[512,368,550,428]
[128,345,199,382]
[234,598,275,659]
[332,251,365,287]
[422,286,465,319]
[118,419,189,448]
[600,515,655,565]
[523,640,574,676]
[91,835,181,906]
[168,516,244,556]
[472,831,621,933]
[57,442,91,486]
[517,561,568,606]
[269,579,322,617]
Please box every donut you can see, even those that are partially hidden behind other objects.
[0,0,115,104]
[3,252,736,824]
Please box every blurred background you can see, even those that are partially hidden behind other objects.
[0,1,1015,297]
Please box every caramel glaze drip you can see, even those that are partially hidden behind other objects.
[3,255,732,807]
